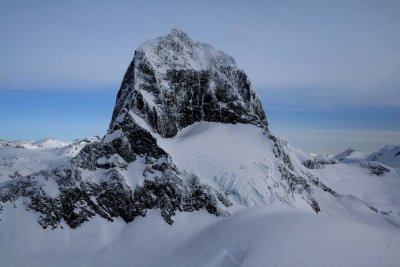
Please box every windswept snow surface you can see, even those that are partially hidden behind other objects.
[0,201,399,267]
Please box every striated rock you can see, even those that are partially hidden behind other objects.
[110,28,267,138]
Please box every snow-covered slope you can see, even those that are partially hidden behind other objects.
[310,161,400,216]
[159,122,279,207]
[0,202,399,267]
[157,121,328,209]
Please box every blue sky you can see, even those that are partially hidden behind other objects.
[1,0,399,154]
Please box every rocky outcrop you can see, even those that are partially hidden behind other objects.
[360,161,390,176]
[303,155,338,169]
[0,167,230,229]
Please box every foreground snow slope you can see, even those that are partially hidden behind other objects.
[1,201,399,267]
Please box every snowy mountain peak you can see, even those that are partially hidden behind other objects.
[1,30,339,230]
[137,28,236,74]
[169,28,191,40]
[334,146,400,175]
[32,137,71,149]
[367,145,400,169]
[166,28,196,48]
[112,29,267,138]
[334,147,368,163]
[57,136,101,158]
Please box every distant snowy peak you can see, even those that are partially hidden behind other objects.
[58,136,101,158]
[0,137,95,152]
[334,147,368,163]
[334,146,400,175]
[0,136,102,183]
[335,146,400,169]
[334,147,355,161]
[32,137,72,149]
[111,28,267,138]
[367,145,400,169]
[0,139,35,149]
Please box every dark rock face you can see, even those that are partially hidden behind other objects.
[0,166,231,229]
[110,29,267,138]
[303,156,337,169]
[268,134,337,212]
